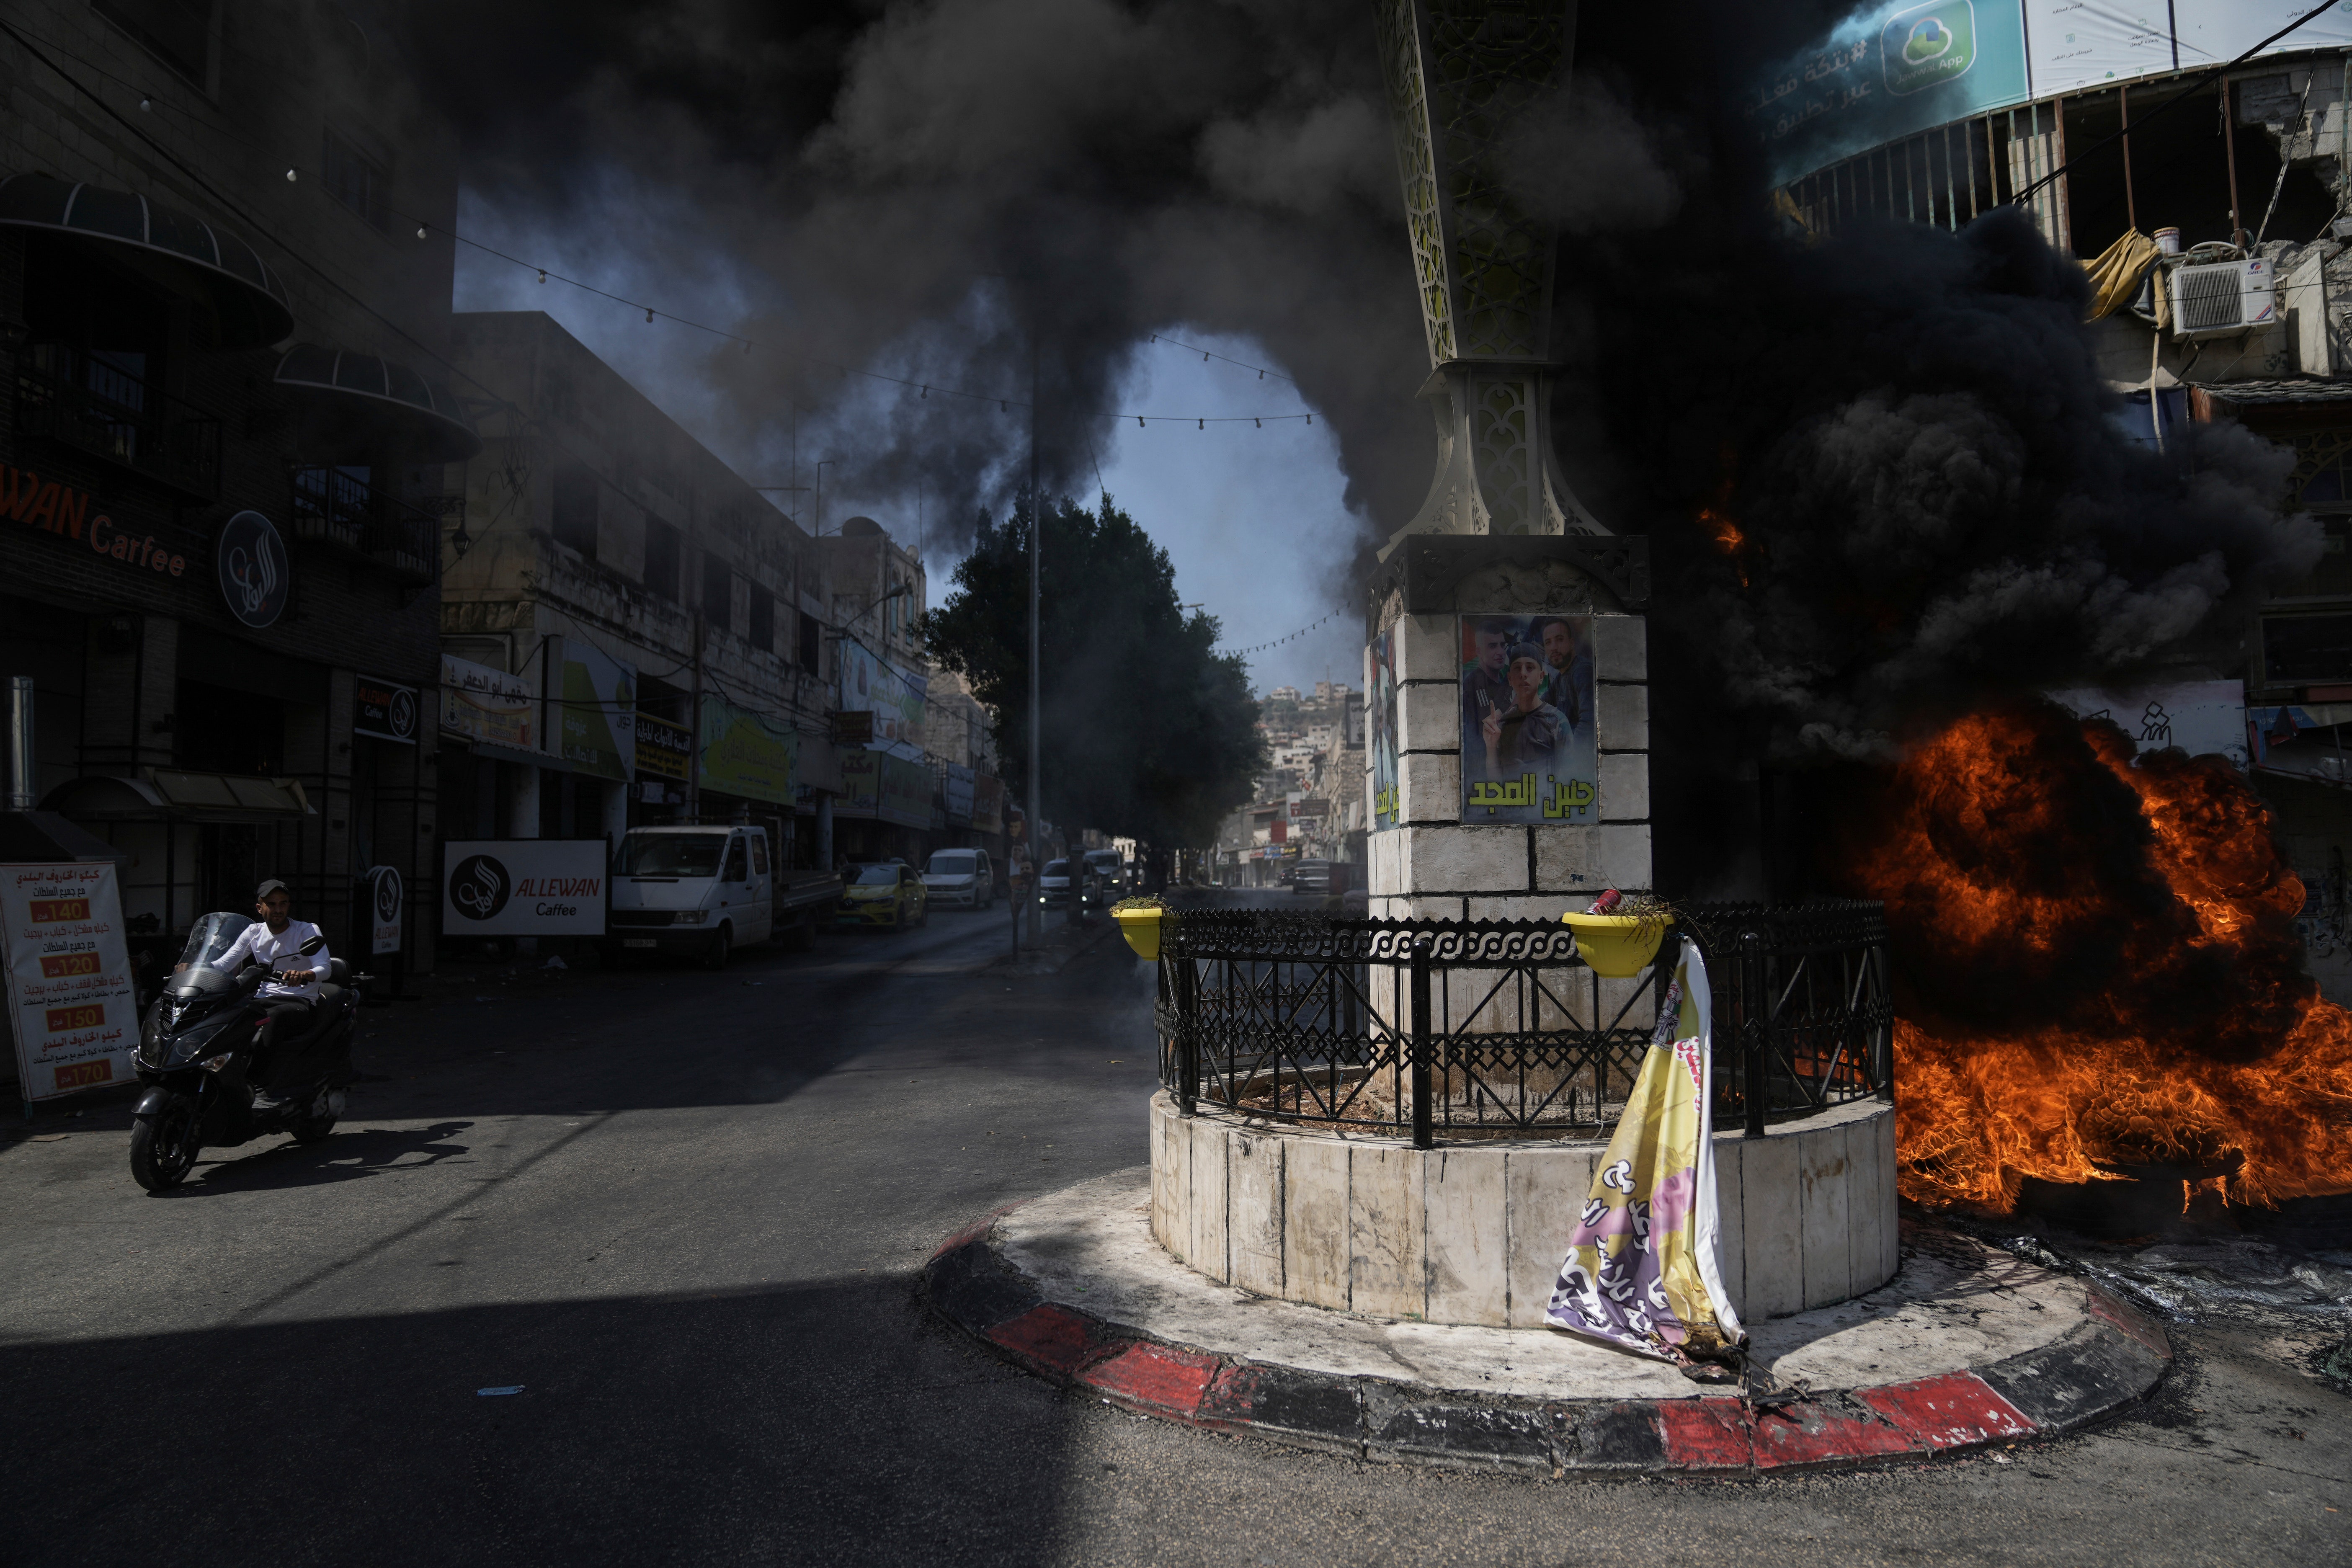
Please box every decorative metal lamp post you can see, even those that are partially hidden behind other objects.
[1362,0,1653,920]
[1374,0,1606,543]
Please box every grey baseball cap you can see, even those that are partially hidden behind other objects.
[255,878,292,901]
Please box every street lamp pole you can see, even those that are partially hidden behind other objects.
[1025,333,1043,947]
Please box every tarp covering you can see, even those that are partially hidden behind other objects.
[2081,230,2163,322]
[1546,938,1746,1363]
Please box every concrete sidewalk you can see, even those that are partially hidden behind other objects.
[925,1169,2171,1476]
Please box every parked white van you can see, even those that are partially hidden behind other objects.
[601,825,842,968]
[920,847,995,909]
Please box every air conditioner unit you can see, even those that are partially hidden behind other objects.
[2169,258,2276,340]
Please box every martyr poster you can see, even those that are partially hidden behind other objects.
[1457,614,1599,825]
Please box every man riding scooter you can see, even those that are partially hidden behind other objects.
[205,878,330,1109]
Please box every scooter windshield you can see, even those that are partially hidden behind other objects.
[176,912,255,972]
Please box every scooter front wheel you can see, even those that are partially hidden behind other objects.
[129,1099,200,1192]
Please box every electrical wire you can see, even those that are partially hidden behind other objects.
[1148,332,1297,384]
[2011,0,2345,210]
[1219,611,1341,656]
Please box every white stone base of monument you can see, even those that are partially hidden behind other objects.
[1148,1090,1898,1326]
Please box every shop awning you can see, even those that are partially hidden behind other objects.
[0,810,131,868]
[42,771,315,824]
[275,343,482,464]
[0,173,294,350]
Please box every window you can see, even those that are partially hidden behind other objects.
[322,131,389,230]
[798,610,821,670]
[748,585,774,652]
[551,459,597,560]
[2264,614,2352,685]
[93,0,212,86]
[644,519,680,599]
[750,836,768,877]
[723,838,748,883]
[703,555,733,633]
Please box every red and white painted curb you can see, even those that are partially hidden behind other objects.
[923,1222,2170,1475]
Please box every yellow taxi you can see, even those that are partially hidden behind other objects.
[836,861,928,931]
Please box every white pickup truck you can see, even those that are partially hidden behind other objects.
[600,825,844,968]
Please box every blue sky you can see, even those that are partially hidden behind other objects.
[452,208,1373,701]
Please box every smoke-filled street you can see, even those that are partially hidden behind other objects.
[7,0,2352,1561]
[0,919,2344,1566]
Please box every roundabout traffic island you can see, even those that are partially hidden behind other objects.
[923,1168,2171,1475]
[922,903,2170,1474]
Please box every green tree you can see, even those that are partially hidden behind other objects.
[923,492,1266,848]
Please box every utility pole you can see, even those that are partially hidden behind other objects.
[1026,333,1043,948]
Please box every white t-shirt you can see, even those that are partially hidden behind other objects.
[214,920,331,1003]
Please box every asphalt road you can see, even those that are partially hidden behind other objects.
[1,902,2345,1567]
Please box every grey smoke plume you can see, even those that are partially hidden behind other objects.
[405,0,1429,544]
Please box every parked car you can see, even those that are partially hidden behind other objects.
[1038,858,1073,908]
[837,861,929,930]
[1292,859,1336,894]
[920,848,994,909]
[604,825,843,968]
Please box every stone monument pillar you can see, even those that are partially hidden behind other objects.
[1364,0,1651,921]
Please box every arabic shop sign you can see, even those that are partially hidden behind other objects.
[634,711,693,783]
[441,654,535,751]
[836,749,932,829]
[697,694,796,806]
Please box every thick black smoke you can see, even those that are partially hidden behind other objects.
[400,3,2315,763]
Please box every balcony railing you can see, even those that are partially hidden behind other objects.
[13,347,221,501]
[288,465,438,585]
[1153,900,1892,1148]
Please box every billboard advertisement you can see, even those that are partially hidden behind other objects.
[441,840,608,936]
[1370,628,1400,831]
[560,640,635,782]
[2174,2,2352,70]
[1761,0,2352,179]
[1457,614,1599,825]
[838,640,926,758]
[696,695,796,807]
[2,862,138,1101]
[441,654,535,752]
[944,762,976,825]
[1749,0,2031,183]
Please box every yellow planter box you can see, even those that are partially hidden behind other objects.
[1112,903,1165,960]
[1560,911,1669,977]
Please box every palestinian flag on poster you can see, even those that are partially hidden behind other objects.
[1545,938,1745,1364]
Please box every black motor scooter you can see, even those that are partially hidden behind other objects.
[129,912,369,1193]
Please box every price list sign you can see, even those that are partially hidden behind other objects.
[3,863,138,1101]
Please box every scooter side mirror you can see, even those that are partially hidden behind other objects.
[298,935,328,956]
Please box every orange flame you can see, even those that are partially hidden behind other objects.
[1846,704,2352,1214]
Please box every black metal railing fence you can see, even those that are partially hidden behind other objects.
[1153,901,1891,1148]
